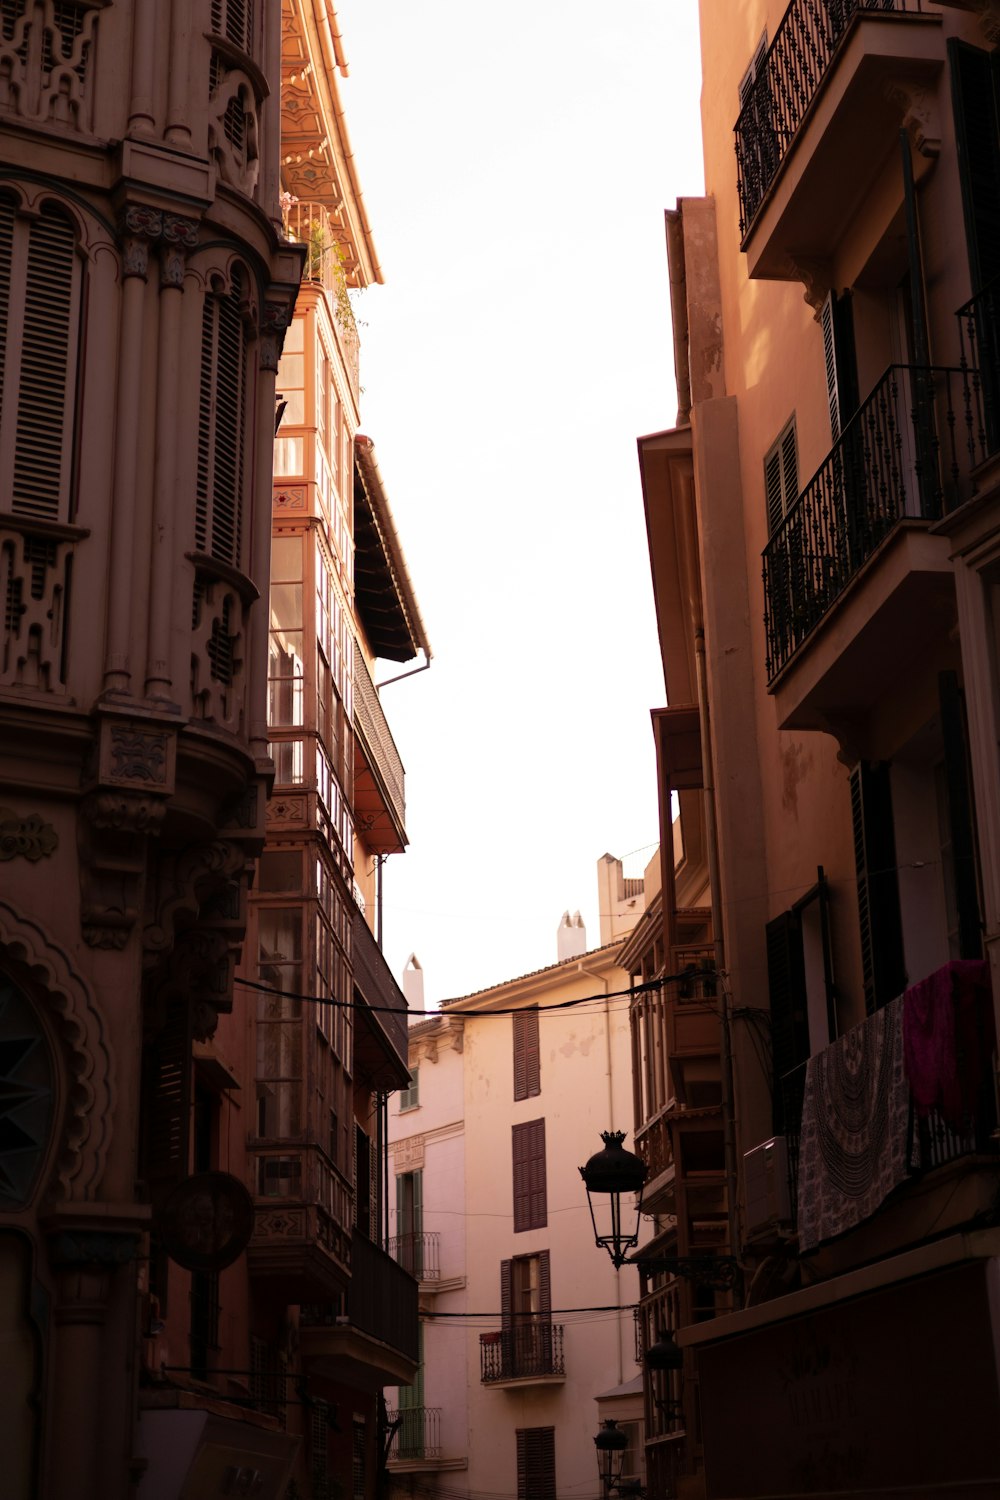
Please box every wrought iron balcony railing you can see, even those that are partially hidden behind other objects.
[957,276,1000,459]
[763,363,980,680]
[735,0,928,237]
[387,1231,440,1280]
[353,640,406,836]
[387,1406,442,1463]
[480,1321,565,1383]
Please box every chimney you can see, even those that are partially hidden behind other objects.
[402,953,424,1012]
[557,910,586,962]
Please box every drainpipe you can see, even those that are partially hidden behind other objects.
[577,958,625,1387]
[694,630,741,1283]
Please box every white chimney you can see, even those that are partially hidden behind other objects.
[402,953,424,1011]
[557,910,587,962]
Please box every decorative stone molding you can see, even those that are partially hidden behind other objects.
[937,0,1000,44]
[207,60,261,198]
[119,205,163,281]
[274,487,307,511]
[0,519,85,693]
[260,298,294,372]
[0,900,115,1205]
[0,808,57,861]
[885,80,941,159]
[784,257,832,321]
[158,213,200,290]
[0,0,103,132]
[78,790,168,949]
[144,839,247,957]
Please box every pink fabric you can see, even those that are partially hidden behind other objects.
[903,960,993,1129]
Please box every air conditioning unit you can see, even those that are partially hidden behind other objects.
[743,1136,791,1238]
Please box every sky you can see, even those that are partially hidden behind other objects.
[335,0,706,1005]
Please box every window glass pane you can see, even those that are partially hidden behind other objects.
[271,535,302,582]
[258,850,301,892]
[270,739,304,784]
[273,436,303,476]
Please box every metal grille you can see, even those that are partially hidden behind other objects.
[480,1323,565,1383]
[735,1,928,237]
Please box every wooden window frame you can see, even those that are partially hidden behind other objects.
[512,1118,546,1232]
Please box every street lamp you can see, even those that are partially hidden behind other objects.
[579,1131,648,1270]
[593,1419,628,1493]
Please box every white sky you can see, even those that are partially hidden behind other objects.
[335,0,706,1005]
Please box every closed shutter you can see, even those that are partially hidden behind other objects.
[211,0,254,52]
[765,419,798,535]
[850,762,906,1014]
[512,1119,546,1232]
[195,275,249,568]
[513,1007,540,1100]
[516,1427,556,1500]
[939,670,983,960]
[765,910,810,1135]
[950,39,1000,293]
[0,207,80,523]
[500,1257,513,1371]
[822,295,841,444]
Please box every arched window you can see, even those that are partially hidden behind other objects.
[0,200,82,522]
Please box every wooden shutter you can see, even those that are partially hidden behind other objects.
[512,1119,546,1232]
[144,998,192,1196]
[212,0,254,51]
[0,200,12,439]
[5,210,79,522]
[822,295,841,444]
[516,1427,556,1500]
[765,910,810,1135]
[850,762,906,1014]
[765,420,798,536]
[196,275,249,568]
[939,671,983,959]
[500,1257,513,1372]
[950,39,1000,294]
[513,1007,540,1100]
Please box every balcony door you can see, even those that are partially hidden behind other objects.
[501,1252,552,1376]
[395,1169,423,1277]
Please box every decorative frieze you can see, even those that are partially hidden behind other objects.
[0,521,83,693]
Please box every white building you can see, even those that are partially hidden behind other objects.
[387,856,658,1500]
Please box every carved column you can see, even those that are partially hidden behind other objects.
[260,0,284,230]
[145,214,199,702]
[45,1230,138,1500]
[104,208,161,697]
[165,0,195,148]
[127,0,157,135]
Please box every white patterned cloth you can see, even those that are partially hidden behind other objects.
[797,996,914,1252]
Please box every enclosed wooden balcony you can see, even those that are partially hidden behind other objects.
[763,364,983,735]
[247,1145,352,1300]
[735,0,942,280]
[300,1229,419,1390]
[353,641,408,854]
[352,904,411,1089]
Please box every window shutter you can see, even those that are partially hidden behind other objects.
[950,39,1000,293]
[939,670,983,960]
[821,294,841,444]
[512,1119,546,1232]
[212,0,254,52]
[513,1008,540,1100]
[8,210,79,522]
[765,420,798,536]
[765,910,810,1134]
[196,275,249,568]
[516,1427,556,1500]
[500,1257,513,1372]
[850,762,906,1014]
[145,998,192,1193]
[0,200,12,438]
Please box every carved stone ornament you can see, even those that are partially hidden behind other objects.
[97,716,176,793]
[78,789,168,950]
[274,487,306,511]
[260,299,294,372]
[884,80,941,159]
[0,901,116,1205]
[119,206,163,281]
[785,256,832,321]
[0,808,57,861]
[159,213,200,289]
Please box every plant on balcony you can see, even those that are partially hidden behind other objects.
[306,219,359,342]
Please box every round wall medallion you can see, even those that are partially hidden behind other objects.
[157,1171,254,1271]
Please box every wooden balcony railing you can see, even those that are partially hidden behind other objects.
[735,0,929,237]
[480,1322,565,1383]
[763,364,982,680]
[353,640,406,835]
[282,199,360,400]
[301,1228,419,1363]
